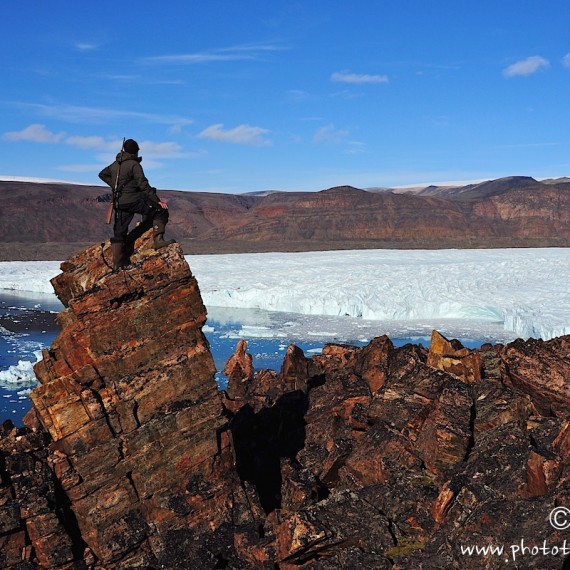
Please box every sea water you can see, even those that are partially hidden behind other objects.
[0,291,62,424]
[0,293,507,426]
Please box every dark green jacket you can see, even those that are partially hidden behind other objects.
[98,152,158,205]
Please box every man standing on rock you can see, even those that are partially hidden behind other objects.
[99,138,175,270]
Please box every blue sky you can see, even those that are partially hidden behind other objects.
[2,1,570,193]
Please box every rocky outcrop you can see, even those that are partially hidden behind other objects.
[0,235,254,569]
[1,238,570,569]
[224,334,570,569]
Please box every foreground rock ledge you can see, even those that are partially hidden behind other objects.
[1,238,570,569]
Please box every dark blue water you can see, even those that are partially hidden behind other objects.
[0,294,489,426]
[0,292,62,424]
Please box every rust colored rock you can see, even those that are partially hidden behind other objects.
[427,329,482,383]
[275,509,333,564]
[279,344,310,392]
[1,235,251,569]
[432,481,456,524]
[553,420,570,460]
[224,343,311,413]
[233,523,276,567]
[471,378,537,435]
[500,336,570,416]
[275,489,395,569]
[356,335,393,393]
[224,338,255,400]
[3,234,570,569]
[519,449,562,499]
[0,421,76,569]
[414,382,474,476]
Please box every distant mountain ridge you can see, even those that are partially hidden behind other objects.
[0,176,569,260]
[410,176,540,200]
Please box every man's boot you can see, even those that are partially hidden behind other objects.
[153,222,176,250]
[111,241,129,270]
[125,219,153,258]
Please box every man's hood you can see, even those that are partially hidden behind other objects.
[116,151,142,163]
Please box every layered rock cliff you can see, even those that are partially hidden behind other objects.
[0,236,253,568]
[1,238,570,569]
[1,176,569,260]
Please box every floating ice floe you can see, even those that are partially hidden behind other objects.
[0,351,42,389]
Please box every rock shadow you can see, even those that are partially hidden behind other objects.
[229,390,309,514]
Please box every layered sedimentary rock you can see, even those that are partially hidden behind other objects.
[1,237,570,569]
[224,333,570,569]
[1,176,570,261]
[0,235,253,568]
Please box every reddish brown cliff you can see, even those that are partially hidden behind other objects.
[1,240,570,569]
[0,236,256,568]
[1,177,569,260]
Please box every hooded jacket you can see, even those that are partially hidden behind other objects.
[98,152,159,206]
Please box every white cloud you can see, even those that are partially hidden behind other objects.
[287,89,312,103]
[57,164,101,173]
[143,43,285,64]
[75,42,98,51]
[562,53,570,68]
[138,141,183,156]
[313,124,349,144]
[3,124,65,143]
[3,125,121,152]
[331,71,389,84]
[66,137,184,157]
[13,102,193,127]
[64,135,117,151]
[330,89,364,100]
[168,124,183,135]
[345,141,366,155]
[3,124,185,159]
[198,124,272,146]
[146,53,253,64]
[503,56,549,77]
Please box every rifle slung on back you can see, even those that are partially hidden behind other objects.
[106,137,125,225]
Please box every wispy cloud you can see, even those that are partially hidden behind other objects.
[503,56,549,77]
[331,71,389,84]
[64,134,117,151]
[3,123,65,143]
[493,141,560,149]
[330,89,364,101]
[10,102,194,127]
[98,74,186,87]
[313,124,349,144]
[563,53,570,68]
[198,123,272,146]
[57,164,102,173]
[142,43,286,64]
[75,42,99,51]
[138,141,185,156]
[3,125,122,152]
[3,124,184,157]
[146,53,251,64]
[286,89,312,103]
[345,141,366,155]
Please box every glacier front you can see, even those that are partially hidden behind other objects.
[187,248,570,342]
[0,248,568,341]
